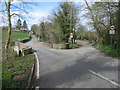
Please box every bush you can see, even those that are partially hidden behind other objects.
[69,44,80,49]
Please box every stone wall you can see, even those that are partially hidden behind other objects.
[53,44,66,49]
[13,42,32,56]
[35,42,68,49]
[35,42,53,48]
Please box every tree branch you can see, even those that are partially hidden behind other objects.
[11,4,28,14]
[3,0,7,7]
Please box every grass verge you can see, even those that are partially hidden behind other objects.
[2,54,34,89]
[2,28,34,89]
[96,45,120,58]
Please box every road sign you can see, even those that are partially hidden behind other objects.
[109,25,116,50]
[70,33,73,39]
[110,25,115,30]
[109,30,115,34]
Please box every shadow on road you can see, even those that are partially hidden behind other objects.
[38,50,118,88]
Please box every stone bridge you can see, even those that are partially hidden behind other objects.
[13,42,32,56]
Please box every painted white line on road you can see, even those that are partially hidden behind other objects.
[89,69,120,87]
[34,53,40,79]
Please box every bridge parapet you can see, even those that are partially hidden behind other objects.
[13,42,32,56]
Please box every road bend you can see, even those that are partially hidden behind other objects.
[26,35,119,88]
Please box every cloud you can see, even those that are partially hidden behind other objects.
[29,11,48,19]
[10,0,118,3]
[21,13,28,16]
[11,11,20,15]
[0,13,7,26]
[27,10,49,28]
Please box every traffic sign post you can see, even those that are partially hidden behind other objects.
[109,30,115,34]
[69,33,74,44]
[110,25,115,30]
[109,25,116,50]
[110,34,113,50]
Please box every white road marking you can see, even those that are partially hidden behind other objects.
[34,53,40,79]
[89,69,120,87]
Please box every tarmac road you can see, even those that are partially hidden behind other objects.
[26,35,119,88]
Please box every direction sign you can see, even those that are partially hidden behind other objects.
[110,25,115,30]
[109,30,115,34]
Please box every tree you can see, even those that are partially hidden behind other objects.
[2,0,37,59]
[4,0,12,54]
[16,19,22,31]
[84,0,118,45]
[116,1,120,48]
[23,20,28,31]
[39,22,46,41]
[42,21,62,44]
[31,24,39,38]
[53,1,79,43]
[76,24,87,40]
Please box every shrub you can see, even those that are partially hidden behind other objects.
[69,44,80,49]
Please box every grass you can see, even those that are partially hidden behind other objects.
[11,31,29,42]
[2,30,30,61]
[2,30,29,43]
[2,29,34,89]
[69,44,80,49]
[96,45,120,57]
[2,54,34,89]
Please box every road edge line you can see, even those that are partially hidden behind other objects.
[89,69,120,87]
[34,52,40,79]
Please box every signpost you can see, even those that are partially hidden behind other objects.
[110,25,115,30]
[109,30,115,34]
[109,25,115,49]
[69,33,74,44]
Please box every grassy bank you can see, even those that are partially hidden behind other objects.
[2,30,30,61]
[96,45,120,58]
[84,38,120,58]
[11,31,29,42]
[2,31,30,42]
[2,29,34,89]
[2,54,34,89]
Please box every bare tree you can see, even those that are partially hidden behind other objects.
[84,0,118,45]
[3,0,12,54]
[2,0,37,59]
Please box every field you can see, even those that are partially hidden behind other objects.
[11,31,29,42]
[2,30,29,42]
